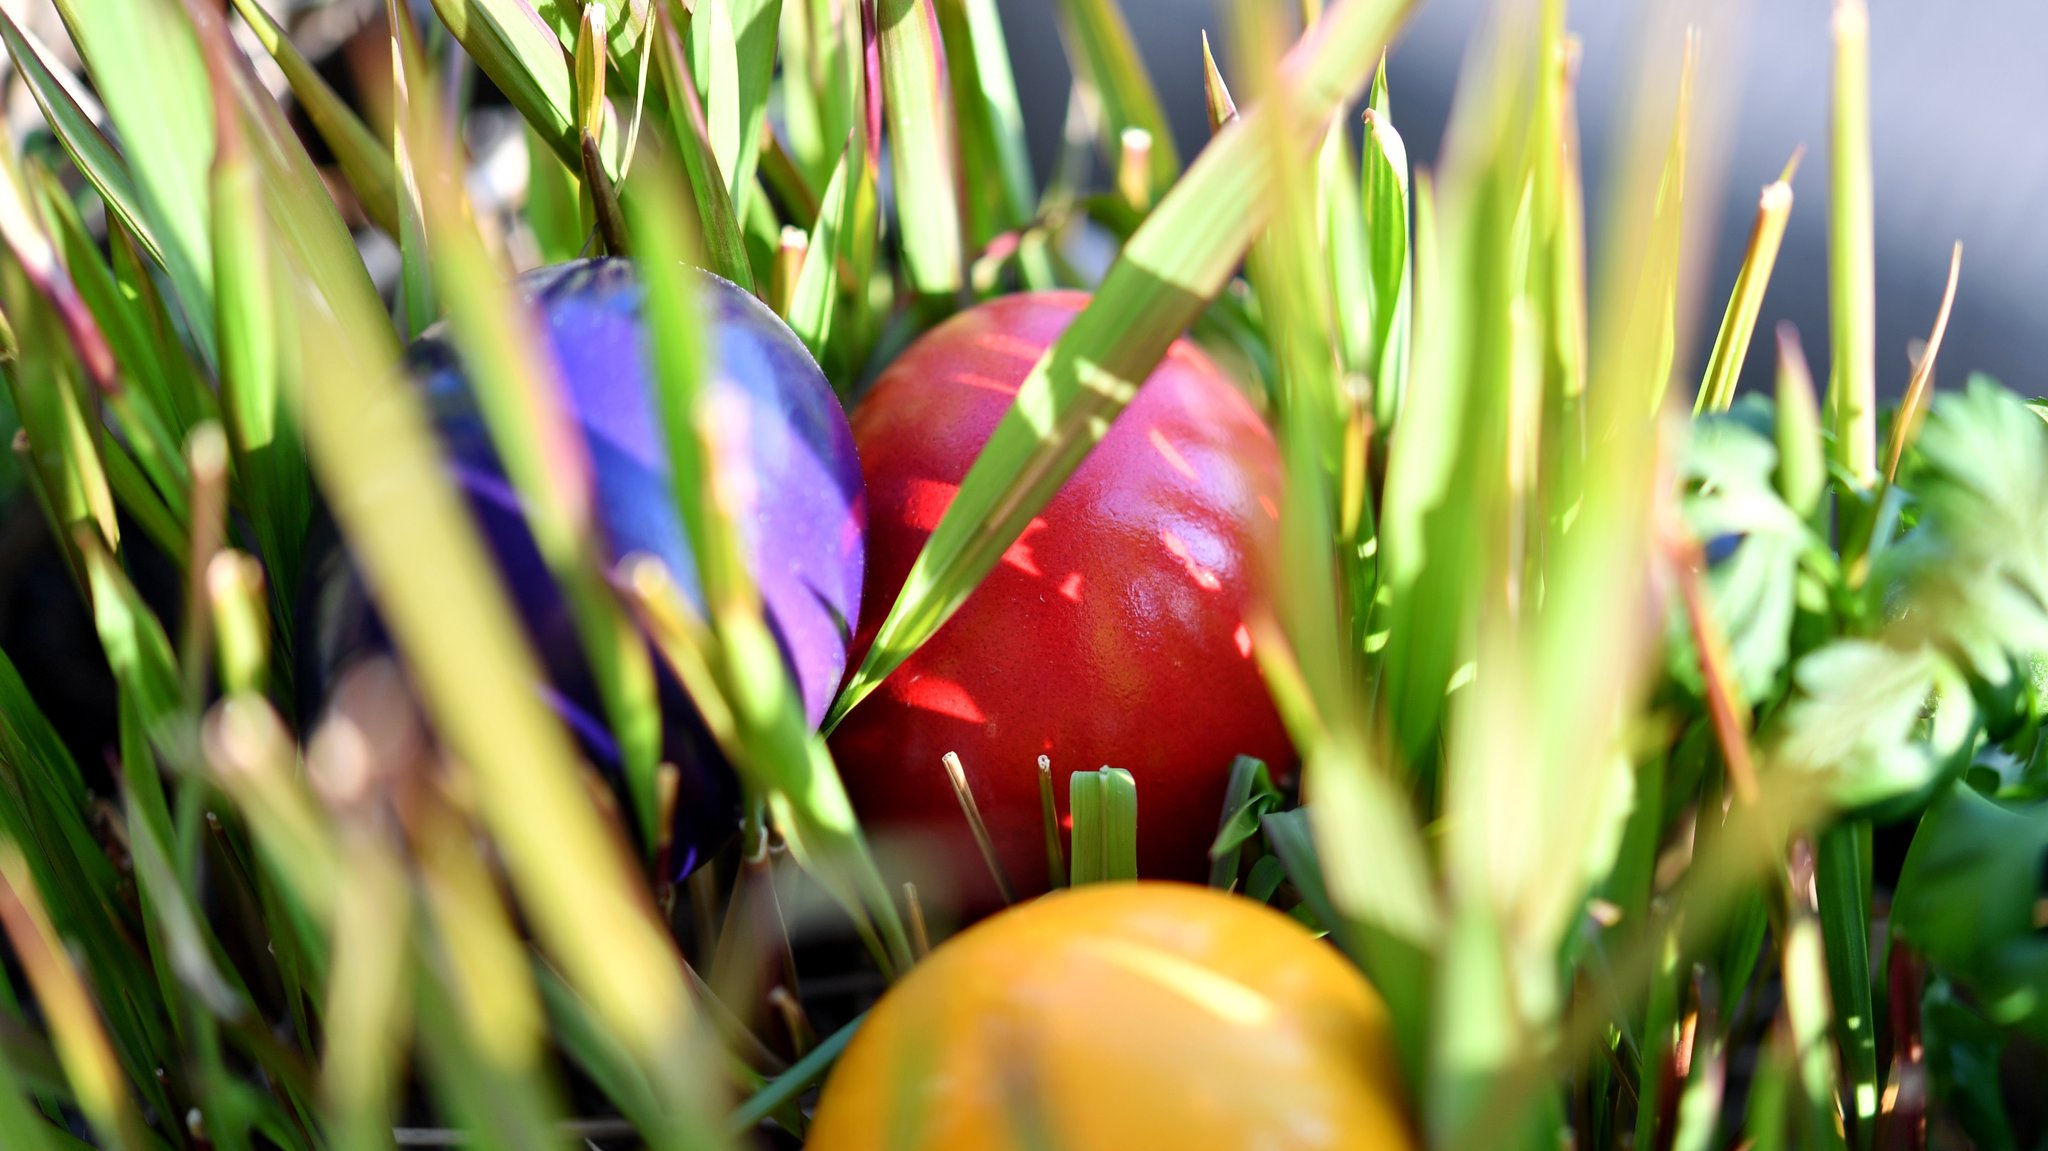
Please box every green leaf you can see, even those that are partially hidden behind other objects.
[1050,0,1177,202]
[827,0,1415,728]
[1068,767,1137,884]
[1770,640,1973,810]
[1894,784,2048,1041]
[777,0,861,190]
[935,0,1034,247]
[225,0,402,237]
[875,0,963,296]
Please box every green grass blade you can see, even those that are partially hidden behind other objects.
[1696,158,1797,415]
[628,150,913,976]
[429,0,585,174]
[1815,823,1878,1145]
[1783,913,1852,1151]
[0,1033,64,1151]
[786,133,878,382]
[654,6,757,291]
[49,0,216,347]
[935,0,1034,247]
[724,0,784,221]
[687,0,743,202]
[525,122,589,263]
[0,843,150,1151]
[828,0,1417,728]
[1051,0,1178,202]
[225,0,401,237]
[0,18,173,288]
[197,4,311,607]
[777,0,860,189]
[1360,61,1412,429]
[875,0,963,297]
[1828,0,1876,488]
[1067,767,1137,884]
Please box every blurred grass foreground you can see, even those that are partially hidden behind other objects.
[0,0,2040,1147]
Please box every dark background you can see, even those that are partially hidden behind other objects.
[994,0,2048,402]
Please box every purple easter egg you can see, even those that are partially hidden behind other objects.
[297,259,865,875]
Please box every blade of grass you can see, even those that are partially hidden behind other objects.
[935,0,1033,247]
[627,151,913,974]
[786,132,878,382]
[1067,767,1137,884]
[393,0,439,339]
[1360,58,1412,428]
[318,830,411,1151]
[429,0,585,173]
[1881,241,1962,484]
[49,0,217,353]
[654,6,757,291]
[1815,823,1877,1145]
[1828,0,1876,489]
[193,0,312,609]
[0,842,148,1151]
[827,0,1419,728]
[525,122,589,264]
[687,0,743,202]
[1695,153,1799,415]
[225,0,401,237]
[1051,0,1178,202]
[278,144,724,1146]
[874,0,964,297]
[399,36,667,853]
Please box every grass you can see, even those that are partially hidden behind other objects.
[0,0,2040,1147]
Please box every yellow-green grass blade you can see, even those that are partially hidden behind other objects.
[1828,0,1876,489]
[876,0,964,297]
[629,152,914,976]
[1067,767,1137,884]
[49,0,217,353]
[0,842,150,1151]
[686,0,744,204]
[1360,57,1412,428]
[318,827,412,1151]
[0,648,178,1122]
[194,2,312,608]
[390,0,439,338]
[0,1034,64,1151]
[0,16,193,322]
[110,224,218,436]
[787,132,879,384]
[429,0,587,176]
[1,280,119,560]
[278,165,722,1151]
[1783,913,1853,1150]
[575,1,630,256]
[1231,9,1438,1065]
[828,0,1418,730]
[1696,157,1797,415]
[777,0,861,190]
[720,0,785,223]
[1051,0,1178,202]
[397,42,667,853]
[225,0,401,237]
[1775,324,1826,521]
[935,0,1034,247]
[33,165,194,473]
[655,6,758,292]
[525,121,590,264]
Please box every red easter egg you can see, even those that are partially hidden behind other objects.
[830,292,1293,909]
